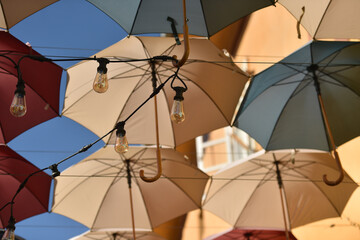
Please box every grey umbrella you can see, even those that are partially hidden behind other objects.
[86,0,276,37]
[233,40,360,186]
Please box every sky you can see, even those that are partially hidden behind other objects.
[6,0,130,239]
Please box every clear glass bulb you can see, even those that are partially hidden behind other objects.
[171,99,185,123]
[1,228,15,240]
[93,70,108,93]
[10,93,27,117]
[115,134,129,153]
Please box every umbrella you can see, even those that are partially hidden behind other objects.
[0,144,51,228]
[86,0,276,37]
[278,0,360,39]
[70,229,165,240]
[202,149,357,239]
[51,146,209,239]
[0,31,62,143]
[62,36,248,148]
[233,40,360,185]
[0,0,58,30]
[204,228,297,240]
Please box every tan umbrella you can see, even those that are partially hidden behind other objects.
[62,36,248,148]
[0,0,58,29]
[70,229,165,240]
[278,0,360,39]
[203,149,357,240]
[51,146,209,239]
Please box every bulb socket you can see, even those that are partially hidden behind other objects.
[173,86,186,101]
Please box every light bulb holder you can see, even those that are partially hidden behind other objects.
[115,121,126,137]
[96,58,110,74]
[14,77,25,96]
[173,86,186,101]
[49,164,60,178]
[6,216,15,231]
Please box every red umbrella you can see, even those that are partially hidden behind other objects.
[205,228,297,240]
[0,31,62,143]
[0,144,51,228]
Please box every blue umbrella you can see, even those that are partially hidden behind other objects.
[233,40,360,186]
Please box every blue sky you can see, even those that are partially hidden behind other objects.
[7,0,129,239]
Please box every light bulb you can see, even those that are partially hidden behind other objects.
[1,228,15,240]
[93,58,110,93]
[171,99,185,123]
[93,70,108,93]
[115,123,128,153]
[171,86,186,124]
[10,92,26,117]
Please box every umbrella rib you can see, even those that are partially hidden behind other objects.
[128,1,143,35]
[318,71,360,98]
[199,0,211,37]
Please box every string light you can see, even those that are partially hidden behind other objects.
[114,121,129,154]
[93,57,110,93]
[170,74,187,124]
[9,72,26,117]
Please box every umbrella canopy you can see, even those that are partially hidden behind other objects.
[0,0,58,30]
[0,31,62,144]
[204,228,297,240]
[234,40,360,152]
[63,36,248,148]
[86,0,275,37]
[0,145,51,228]
[278,0,360,39]
[203,149,357,231]
[51,146,209,230]
[70,229,165,240]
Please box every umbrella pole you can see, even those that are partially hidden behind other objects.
[309,65,344,186]
[274,159,290,240]
[126,160,137,240]
[140,63,162,182]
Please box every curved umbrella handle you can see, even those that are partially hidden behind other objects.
[140,95,162,182]
[323,150,344,186]
[296,6,305,39]
[172,0,190,68]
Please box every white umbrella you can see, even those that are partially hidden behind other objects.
[278,0,360,39]
[51,146,209,239]
[70,229,165,240]
[203,149,357,239]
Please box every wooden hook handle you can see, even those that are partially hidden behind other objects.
[172,0,190,68]
[323,150,344,186]
[140,95,162,182]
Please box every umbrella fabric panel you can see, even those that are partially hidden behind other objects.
[87,0,273,37]
[279,0,360,39]
[0,145,51,228]
[0,0,58,29]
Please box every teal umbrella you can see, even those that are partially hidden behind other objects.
[233,41,360,185]
[86,0,276,37]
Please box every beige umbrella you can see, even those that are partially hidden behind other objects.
[62,36,248,148]
[70,229,165,240]
[278,0,360,39]
[0,0,58,30]
[51,146,209,239]
[203,149,357,239]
